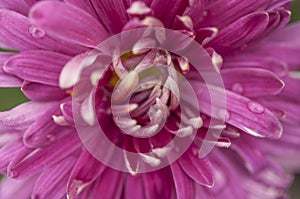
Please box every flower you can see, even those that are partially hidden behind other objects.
[0,0,300,199]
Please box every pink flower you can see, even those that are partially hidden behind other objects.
[0,0,299,198]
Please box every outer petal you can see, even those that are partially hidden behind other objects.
[29,1,109,47]
[178,148,214,187]
[0,9,87,55]
[192,82,283,139]
[221,68,284,97]
[90,0,128,33]
[4,50,70,86]
[0,0,30,15]
[0,52,22,87]
[22,81,68,101]
[124,175,145,199]
[207,12,269,53]
[67,150,106,198]
[0,177,36,199]
[32,156,77,199]
[171,161,195,199]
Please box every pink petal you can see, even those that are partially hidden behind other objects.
[32,156,77,199]
[4,50,70,86]
[0,9,87,55]
[30,1,109,47]
[221,68,284,97]
[170,161,194,199]
[0,52,22,87]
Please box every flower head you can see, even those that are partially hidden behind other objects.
[0,0,300,199]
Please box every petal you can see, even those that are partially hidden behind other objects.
[90,0,128,33]
[192,82,283,139]
[0,101,55,131]
[207,12,269,52]
[92,168,123,199]
[32,156,77,199]
[0,52,22,87]
[23,102,72,148]
[0,177,36,199]
[151,0,187,27]
[178,148,214,187]
[124,175,145,199]
[22,81,68,101]
[67,150,106,198]
[221,68,284,97]
[170,161,195,199]
[0,139,23,172]
[30,1,109,47]
[8,134,81,179]
[4,50,70,86]
[0,0,30,15]
[0,9,87,55]
[231,134,267,173]
[200,0,269,29]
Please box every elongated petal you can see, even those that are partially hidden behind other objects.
[22,81,68,101]
[0,101,54,131]
[0,0,30,15]
[32,156,76,199]
[30,1,109,47]
[192,82,283,139]
[201,0,269,29]
[124,175,145,199]
[4,50,70,86]
[0,52,22,87]
[171,161,194,199]
[208,12,269,52]
[91,168,123,199]
[8,134,80,179]
[90,0,128,33]
[0,9,87,55]
[0,177,36,199]
[221,68,284,97]
[178,149,214,187]
[67,150,106,198]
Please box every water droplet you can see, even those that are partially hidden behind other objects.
[218,109,230,121]
[231,83,244,94]
[28,25,46,39]
[247,101,265,114]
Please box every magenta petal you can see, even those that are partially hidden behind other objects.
[0,177,36,199]
[208,12,269,52]
[171,161,195,199]
[193,82,283,139]
[0,0,30,15]
[67,150,106,198]
[0,52,22,87]
[8,134,80,179]
[0,9,87,55]
[30,1,109,47]
[221,68,284,97]
[22,81,68,101]
[201,0,268,29]
[65,0,100,20]
[91,168,123,199]
[90,0,128,33]
[32,156,76,199]
[0,139,23,173]
[178,149,214,187]
[124,175,145,199]
[23,103,72,148]
[0,102,55,131]
[232,135,267,173]
[4,50,70,86]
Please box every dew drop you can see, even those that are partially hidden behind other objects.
[247,101,265,114]
[231,83,244,94]
[28,25,46,39]
[218,109,230,121]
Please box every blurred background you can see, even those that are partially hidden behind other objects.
[0,0,299,197]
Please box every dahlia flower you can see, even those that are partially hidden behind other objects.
[0,0,300,199]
